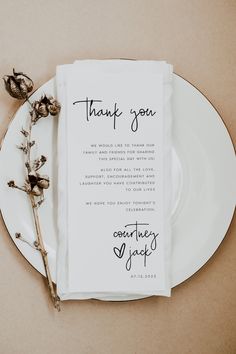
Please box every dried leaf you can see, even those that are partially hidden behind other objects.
[7,180,15,187]
[21,128,29,137]
[17,143,28,154]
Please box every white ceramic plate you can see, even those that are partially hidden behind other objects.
[0,75,235,299]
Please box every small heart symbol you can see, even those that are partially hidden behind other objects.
[113,243,126,259]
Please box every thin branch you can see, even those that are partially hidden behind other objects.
[4,72,61,310]
[25,97,60,310]
[14,185,27,193]
[15,232,38,250]
[16,97,60,310]
[29,193,60,311]
[26,98,33,165]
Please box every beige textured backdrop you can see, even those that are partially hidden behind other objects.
[0,1,235,353]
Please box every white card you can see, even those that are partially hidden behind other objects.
[57,60,172,298]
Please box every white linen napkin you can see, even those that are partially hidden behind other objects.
[56,60,173,300]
